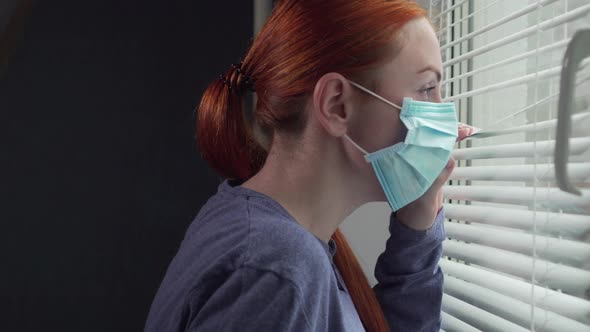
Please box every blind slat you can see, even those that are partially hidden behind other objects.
[443,203,590,238]
[451,137,590,160]
[443,240,590,296]
[465,112,590,140]
[444,221,590,265]
[442,294,530,332]
[440,259,590,325]
[442,185,590,210]
[441,311,483,332]
[444,275,590,332]
[449,163,590,182]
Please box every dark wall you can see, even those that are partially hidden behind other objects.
[1,1,253,331]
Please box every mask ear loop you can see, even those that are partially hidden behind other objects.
[347,80,403,110]
[343,134,370,155]
[344,80,404,161]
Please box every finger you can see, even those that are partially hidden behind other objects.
[456,124,482,142]
[435,189,443,212]
[456,127,470,142]
[424,156,455,200]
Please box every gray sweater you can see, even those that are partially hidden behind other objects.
[145,179,444,331]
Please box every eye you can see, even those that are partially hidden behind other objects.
[419,86,436,100]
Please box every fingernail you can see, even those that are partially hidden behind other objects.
[469,127,482,136]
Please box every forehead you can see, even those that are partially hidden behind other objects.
[388,18,443,76]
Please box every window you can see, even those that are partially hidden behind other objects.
[430,0,590,331]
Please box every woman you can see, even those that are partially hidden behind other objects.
[146,0,475,331]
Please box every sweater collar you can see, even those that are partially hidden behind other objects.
[219,178,338,260]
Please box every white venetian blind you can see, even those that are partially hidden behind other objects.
[428,0,590,331]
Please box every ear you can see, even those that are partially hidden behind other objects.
[311,72,354,138]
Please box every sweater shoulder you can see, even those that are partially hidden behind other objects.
[190,191,334,288]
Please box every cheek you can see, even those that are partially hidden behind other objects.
[365,109,407,151]
[351,96,407,153]
[394,118,408,142]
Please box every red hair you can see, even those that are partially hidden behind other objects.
[196,1,426,331]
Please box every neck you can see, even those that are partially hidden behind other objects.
[241,134,371,243]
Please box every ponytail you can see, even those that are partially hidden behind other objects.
[196,63,266,181]
[333,230,391,332]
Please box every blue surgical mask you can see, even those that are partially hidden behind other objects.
[344,80,458,211]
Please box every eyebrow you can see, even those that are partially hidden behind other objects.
[417,66,442,82]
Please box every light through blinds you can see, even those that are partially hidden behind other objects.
[428,0,590,331]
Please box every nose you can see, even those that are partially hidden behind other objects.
[434,90,443,103]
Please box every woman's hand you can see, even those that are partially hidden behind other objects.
[395,124,478,230]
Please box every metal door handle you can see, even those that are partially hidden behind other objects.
[555,29,590,196]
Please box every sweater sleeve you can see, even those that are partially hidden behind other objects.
[373,207,446,332]
[185,266,315,332]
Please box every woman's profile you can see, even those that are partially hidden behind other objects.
[146,0,475,331]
